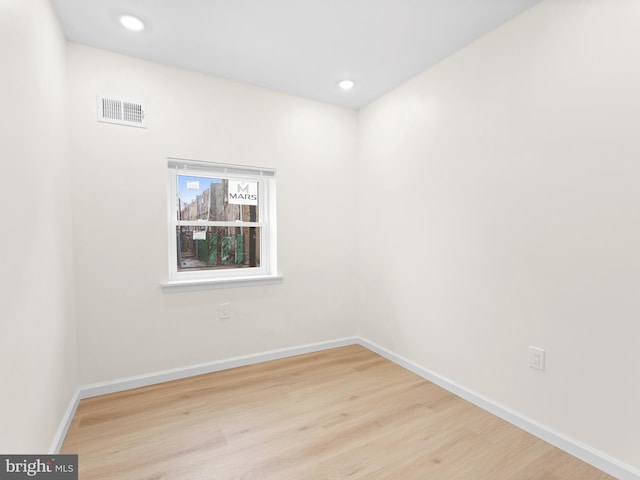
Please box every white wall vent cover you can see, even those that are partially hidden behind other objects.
[97,94,146,128]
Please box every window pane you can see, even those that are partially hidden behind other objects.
[177,175,259,222]
[176,226,261,271]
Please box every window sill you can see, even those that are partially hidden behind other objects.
[161,274,283,292]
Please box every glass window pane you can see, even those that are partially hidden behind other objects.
[177,175,259,222]
[176,226,261,271]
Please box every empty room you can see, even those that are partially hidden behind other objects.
[1,0,639,478]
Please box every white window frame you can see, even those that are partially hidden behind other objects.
[163,157,280,290]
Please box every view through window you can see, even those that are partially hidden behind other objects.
[176,175,260,270]
[167,159,276,284]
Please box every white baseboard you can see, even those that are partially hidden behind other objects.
[357,337,640,480]
[79,337,358,399]
[49,389,80,454]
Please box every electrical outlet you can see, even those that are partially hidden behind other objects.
[529,346,545,371]
[219,303,231,320]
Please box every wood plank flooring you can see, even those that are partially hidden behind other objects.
[61,345,614,479]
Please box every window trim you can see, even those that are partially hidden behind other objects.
[164,157,279,289]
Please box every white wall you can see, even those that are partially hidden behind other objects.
[357,0,640,470]
[0,0,77,452]
[66,44,358,385]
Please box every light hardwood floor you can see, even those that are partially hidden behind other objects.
[62,345,614,479]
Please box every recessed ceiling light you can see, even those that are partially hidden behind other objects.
[338,79,355,91]
[119,14,145,32]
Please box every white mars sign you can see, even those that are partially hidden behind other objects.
[228,180,258,206]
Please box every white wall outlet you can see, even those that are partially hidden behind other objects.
[529,346,545,371]
[219,303,231,320]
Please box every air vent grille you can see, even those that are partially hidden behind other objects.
[97,94,146,128]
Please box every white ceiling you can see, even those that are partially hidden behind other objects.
[49,0,540,110]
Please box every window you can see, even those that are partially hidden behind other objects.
[165,158,279,288]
